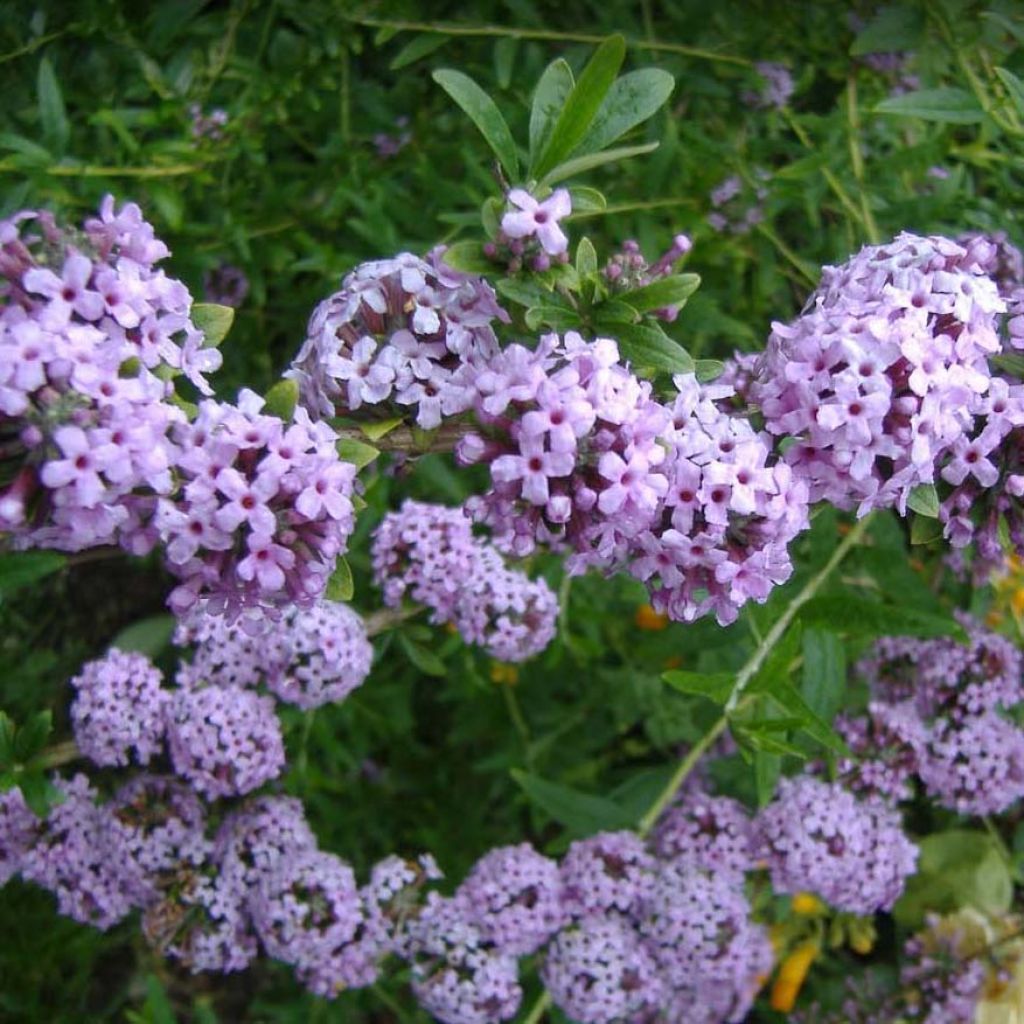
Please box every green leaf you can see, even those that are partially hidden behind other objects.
[850,6,925,54]
[140,974,178,1024]
[496,278,547,308]
[0,712,15,767]
[895,830,1013,928]
[14,710,52,763]
[533,35,627,179]
[432,69,519,179]
[695,359,725,383]
[0,552,65,595]
[511,769,634,835]
[111,615,176,658]
[481,196,503,240]
[876,88,985,124]
[906,483,939,518]
[17,771,61,818]
[754,678,848,754]
[325,558,354,602]
[359,417,404,441]
[398,634,446,677]
[37,57,70,155]
[337,437,380,469]
[575,68,675,155]
[996,67,1024,118]
[390,33,449,70]
[991,352,1024,378]
[524,305,583,332]
[576,237,598,277]
[801,629,846,724]
[529,59,575,166]
[541,141,659,186]
[910,512,944,546]
[662,670,734,704]
[441,241,494,274]
[753,749,781,806]
[611,323,694,374]
[800,596,960,639]
[263,378,298,421]
[567,186,607,212]
[593,299,640,324]
[192,303,235,347]
[493,37,518,90]
[616,274,700,314]
[0,132,52,167]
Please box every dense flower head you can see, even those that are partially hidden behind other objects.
[651,791,754,878]
[917,712,1024,815]
[156,390,356,618]
[559,831,655,919]
[288,250,507,429]
[372,500,559,661]
[178,600,372,709]
[107,774,208,905]
[69,647,168,767]
[252,849,367,995]
[20,774,136,930]
[743,61,795,109]
[165,684,285,799]
[457,842,566,956]
[401,893,523,1024]
[0,786,39,885]
[638,862,772,1018]
[707,171,769,234]
[752,232,1008,516]
[541,914,663,1024]
[834,700,926,801]
[753,776,918,914]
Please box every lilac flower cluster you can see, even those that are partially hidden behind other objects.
[177,599,373,710]
[846,621,1024,816]
[288,251,507,430]
[371,500,558,662]
[753,776,918,914]
[707,172,769,235]
[189,104,229,140]
[458,332,808,624]
[603,234,693,321]
[373,116,412,159]
[742,61,795,109]
[752,232,1008,517]
[203,263,249,308]
[156,389,356,617]
[0,198,219,552]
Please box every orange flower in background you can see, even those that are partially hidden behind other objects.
[635,604,669,630]
[770,941,818,1012]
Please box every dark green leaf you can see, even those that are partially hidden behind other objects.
[567,186,607,212]
[616,274,700,314]
[511,769,633,835]
[37,57,70,155]
[0,712,14,766]
[110,615,176,658]
[0,552,66,595]
[575,68,675,155]
[662,670,734,704]
[529,59,574,165]
[593,299,640,324]
[801,596,960,639]
[359,417,404,442]
[433,69,519,179]
[0,132,51,167]
[876,88,985,124]
[906,483,939,519]
[481,196,503,239]
[850,6,925,54]
[996,67,1024,118]
[611,323,694,374]
[801,629,846,723]
[14,710,52,763]
[541,142,659,185]
[576,237,598,277]
[496,278,548,308]
[753,749,781,806]
[192,303,235,347]
[524,305,583,331]
[756,678,848,754]
[533,35,627,179]
[390,33,449,70]
[17,771,61,818]
[263,378,298,420]
[992,352,1024,378]
[494,37,519,90]
[325,558,354,602]
[695,359,725,383]
[441,241,494,274]
[910,512,944,546]
[398,634,446,677]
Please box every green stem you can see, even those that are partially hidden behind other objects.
[754,223,818,287]
[347,16,751,66]
[845,76,881,244]
[520,992,552,1024]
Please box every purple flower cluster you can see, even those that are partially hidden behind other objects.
[743,61,795,109]
[189,104,228,140]
[752,232,1007,517]
[178,599,372,710]
[288,250,507,429]
[371,500,559,662]
[848,621,1024,816]
[753,776,918,914]
[156,389,355,617]
[70,647,168,767]
[203,263,249,308]
[459,333,808,625]
[603,234,693,321]
[707,172,769,234]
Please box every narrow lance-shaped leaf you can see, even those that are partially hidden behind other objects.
[432,69,519,180]
[617,274,700,314]
[37,56,70,155]
[876,88,985,124]
[533,35,627,180]
[575,68,675,156]
[541,142,659,186]
[529,58,574,163]
[511,769,634,835]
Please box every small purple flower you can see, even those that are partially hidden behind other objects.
[500,189,572,256]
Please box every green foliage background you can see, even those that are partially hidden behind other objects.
[2,1,1024,1021]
